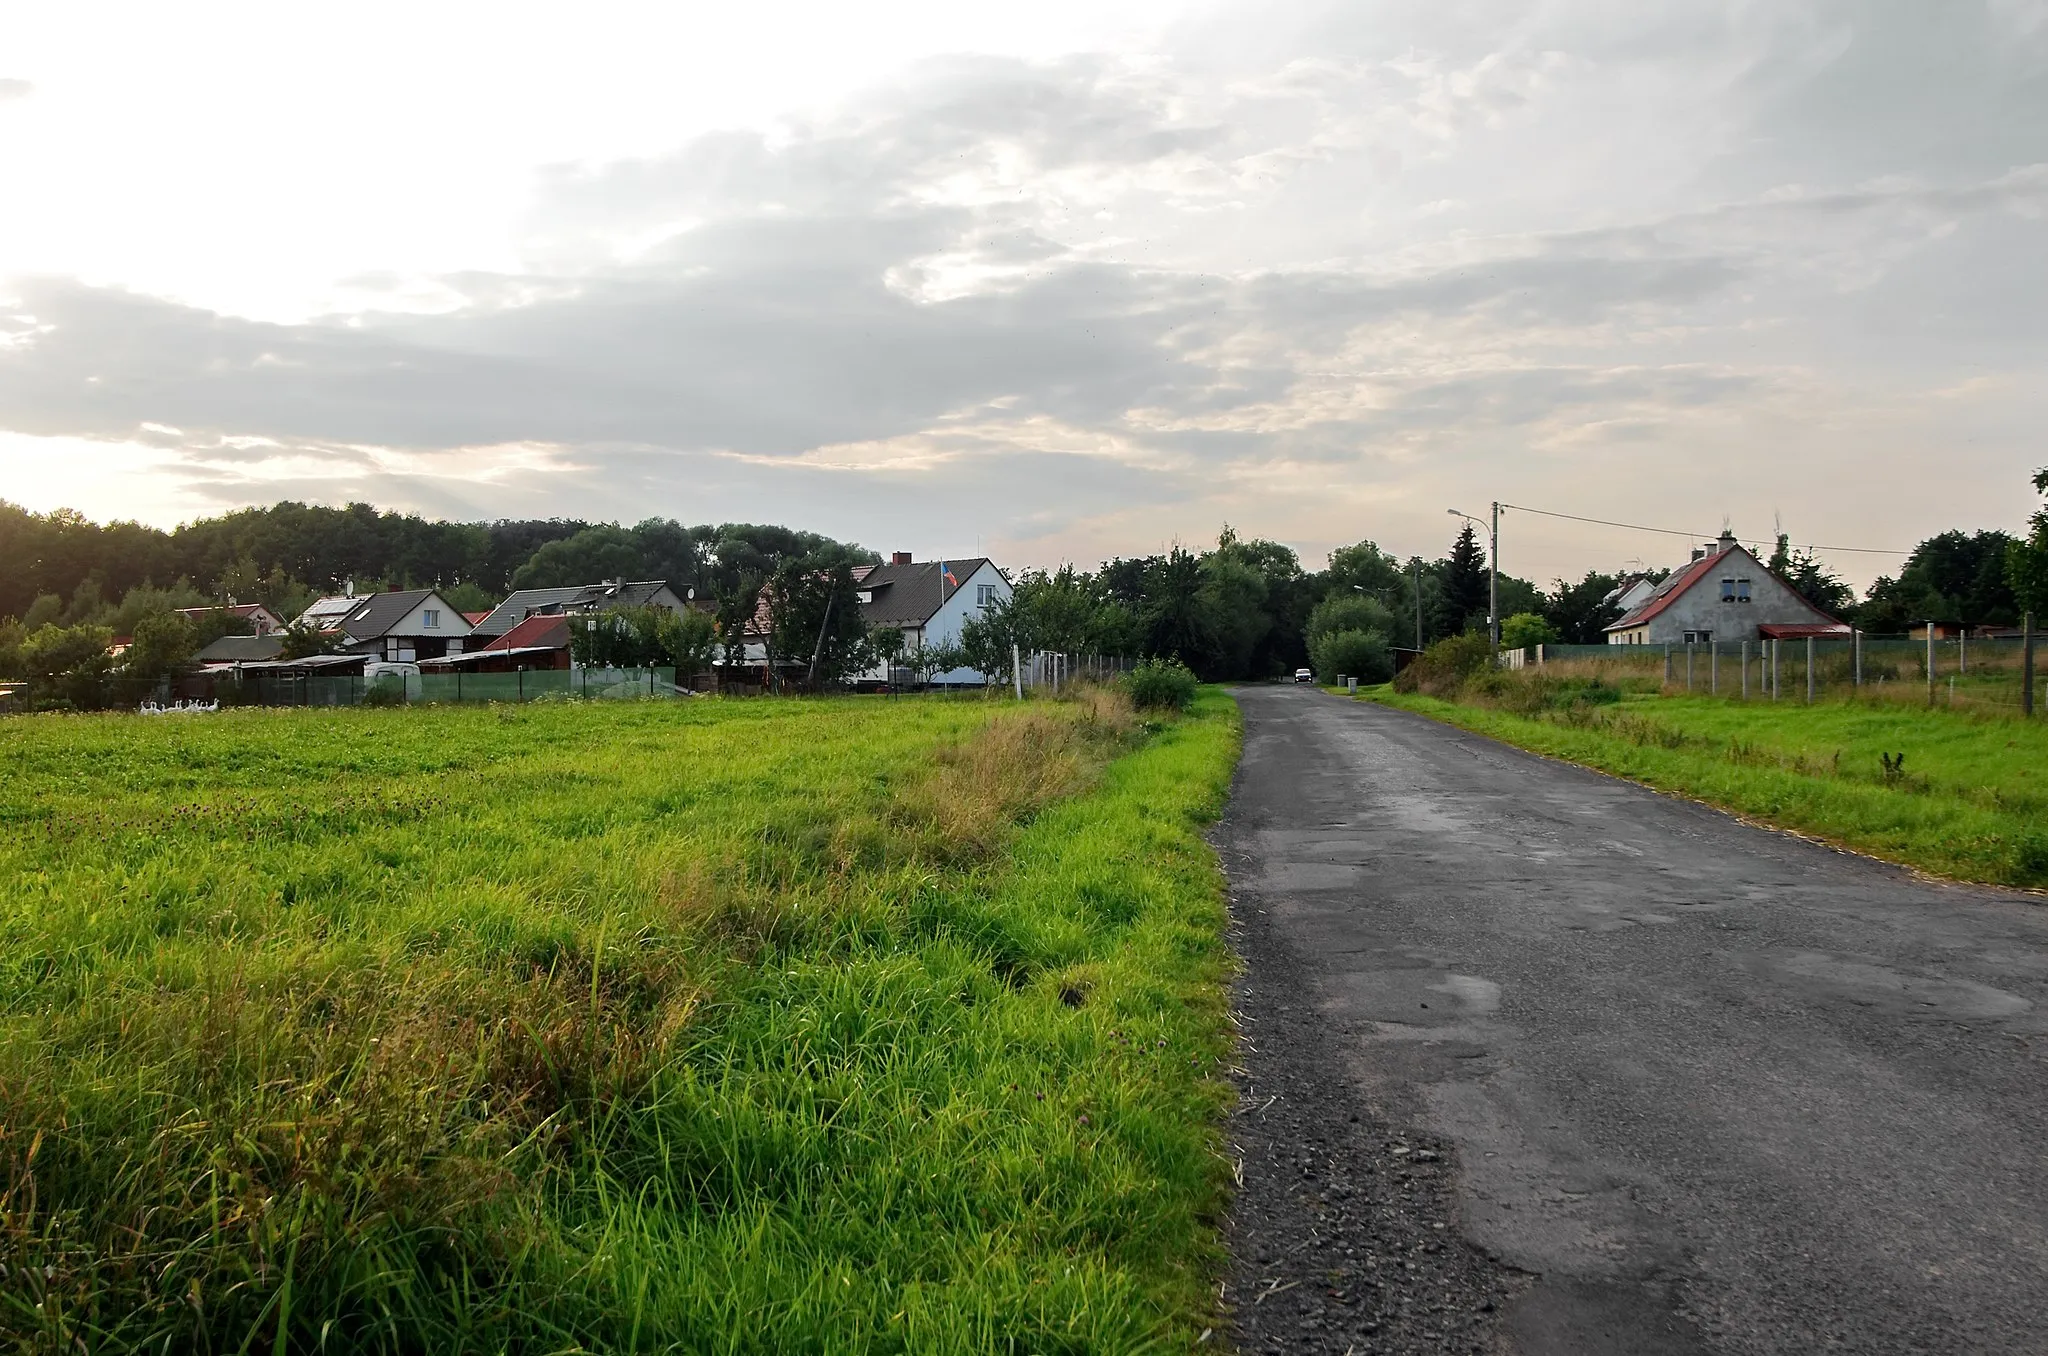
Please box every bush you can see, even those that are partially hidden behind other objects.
[1311,627,1394,685]
[1123,657,1198,711]
[1499,612,1559,650]
[1393,632,1495,696]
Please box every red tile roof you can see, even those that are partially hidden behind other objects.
[478,613,572,652]
[462,611,492,625]
[1607,550,1728,630]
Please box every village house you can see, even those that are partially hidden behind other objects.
[302,587,477,661]
[468,579,694,644]
[854,554,1011,685]
[1605,531,1849,646]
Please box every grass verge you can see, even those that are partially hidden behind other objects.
[0,687,1242,1352]
[1367,687,2048,890]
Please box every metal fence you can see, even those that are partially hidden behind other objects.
[1514,635,2043,713]
[1019,651,1136,692]
[222,666,679,708]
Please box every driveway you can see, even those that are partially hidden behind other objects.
[1218,686,2048,1355]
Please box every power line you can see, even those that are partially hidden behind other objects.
[1495,502,1912,557]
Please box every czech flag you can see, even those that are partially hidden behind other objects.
[941,561,958,590]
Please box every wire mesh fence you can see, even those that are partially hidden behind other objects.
[1515,635,2043,714]
[215,666,680,708]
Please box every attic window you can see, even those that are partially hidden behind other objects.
[1737,578,1752,602]
[1720,578,1735,602]
[423,609,440,628]
[977,584,997,607]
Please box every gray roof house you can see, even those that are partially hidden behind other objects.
[470,579,691,642]
[325,588,476,661]
[853,554,1010,685]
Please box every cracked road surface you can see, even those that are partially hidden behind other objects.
[1219,687,2048,1355]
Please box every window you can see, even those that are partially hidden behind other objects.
[423,609,440,628]
[1720,578,1735,602]
[977,584,998,608]
[1683,630,1713,644]
[1736,578,1752,603]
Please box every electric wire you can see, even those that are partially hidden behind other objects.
[1495,502,1911,557]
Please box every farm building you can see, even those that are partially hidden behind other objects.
[1605,531,1849,646]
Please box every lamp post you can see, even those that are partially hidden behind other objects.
[1447,503,1500,657]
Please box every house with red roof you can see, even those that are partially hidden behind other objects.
[1605,530,1849,646]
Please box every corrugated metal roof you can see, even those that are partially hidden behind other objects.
[480,613,573,652]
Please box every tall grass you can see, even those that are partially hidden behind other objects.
[1370,681,2048,888]
[0,687,1241,1351]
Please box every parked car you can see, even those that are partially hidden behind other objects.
[1293,667,1314,683]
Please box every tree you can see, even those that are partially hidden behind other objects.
[20,623,114,709]
[1139,548,1213,664]
[2009,467,2048,618]
[958,595,1028,690]
[1499,613,1560,650]
[1305,594,1396,652]
[122,611,198,684]
[1310,628,1394,685]
[763,559,868,690]
[1435,523,1489,637]
[277,619,344,660]
[511,526,648,591]
[909,639,969,687]
[1544,570,1622,643]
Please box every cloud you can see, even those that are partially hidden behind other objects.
[0,79,31,101]
[1,1,2045,581]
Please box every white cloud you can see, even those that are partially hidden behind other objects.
[0,0,2044,586]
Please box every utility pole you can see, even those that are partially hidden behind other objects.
[1445,503,1501,657]
[1412,557,1423,651]
[1490,500,1500,656]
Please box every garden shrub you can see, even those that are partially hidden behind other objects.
[1123,657,1199,711]
[1311,627,1394,685]
[1392,632,1495,696]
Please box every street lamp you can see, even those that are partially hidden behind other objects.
[1446,503,1501,657]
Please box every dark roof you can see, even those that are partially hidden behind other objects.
[857,558,993,626]
[177,603,278,621]
[193,634,284,663]
[470,581,678,638]
[333,589,454,643]
[480,613,573,652]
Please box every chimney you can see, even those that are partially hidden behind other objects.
[1717,529,1738,555]
[892,552,912,566]
[1691,547,1706,561]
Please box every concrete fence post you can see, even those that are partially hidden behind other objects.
[1741,640,1750,700]
[1664,646,1673,686]
[1686,643,1695,692]
[1853,629,1862,688]
[1711,642,1719,694]
[1806,636,1815,704]
[2024,613,2036,718]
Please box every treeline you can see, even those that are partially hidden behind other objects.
[6,467,2047,704]
[0,500,881,626]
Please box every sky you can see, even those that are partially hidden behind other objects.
[2,0,2045,590]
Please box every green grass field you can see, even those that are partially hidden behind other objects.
[0,690,1241,1353]
[1370,685,2048,889]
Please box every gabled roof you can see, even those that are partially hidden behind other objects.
[479,613,573,653]
[1605,543,1841,632]
[335,588,468,641]
[857,558,994,627]
[297,593,365,626]
[470,580,678,638]
[193,634,285,663]
[177,603,280,622]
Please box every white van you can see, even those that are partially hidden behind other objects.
[362,661,422,702]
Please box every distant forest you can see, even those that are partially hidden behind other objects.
[3,484,2045,692]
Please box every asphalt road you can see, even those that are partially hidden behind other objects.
[1218,686,2048,1355]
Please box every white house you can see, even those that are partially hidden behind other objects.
[854,554,1012,685]
[326,587,476,661]
[1605,531,1849,646]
